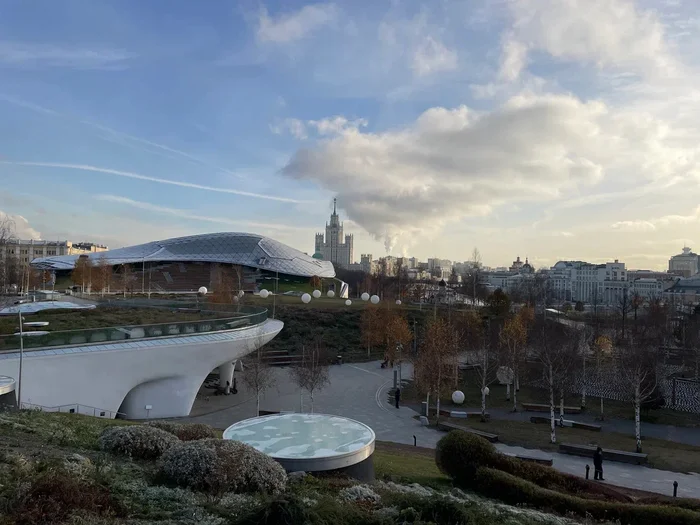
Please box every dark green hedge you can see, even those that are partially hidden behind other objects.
[474,467,700,525]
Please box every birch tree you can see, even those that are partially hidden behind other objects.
[413,317,456,422]
[617,336,660,453]
[592,333,613,420]
[475,316,499,421]
[500,313,527,412]
[534,320,577,444]
[242,328,277,416]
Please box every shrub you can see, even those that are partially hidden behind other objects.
[3,470,121,525]
[159,439,287,494]
[339,484,381,504]
[434,430,501,486]
[99,425,178,460]
[474,466,700,525]
[144,420,217,441]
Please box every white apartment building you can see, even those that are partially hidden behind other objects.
[629,278,664,300]
[0,239,107,265]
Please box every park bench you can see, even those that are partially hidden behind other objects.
[529,416,601,432]
[437,421,499,443]
[503,452,554,466]
[449,411,490,420]
[559,443,648,465]
[522,403,582,415]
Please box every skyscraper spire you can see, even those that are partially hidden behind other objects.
[333,197,337,215]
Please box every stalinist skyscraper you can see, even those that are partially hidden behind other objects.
[314,198,354,268]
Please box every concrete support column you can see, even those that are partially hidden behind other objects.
[218,362,234,394]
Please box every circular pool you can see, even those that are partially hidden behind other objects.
[223,413,375,477]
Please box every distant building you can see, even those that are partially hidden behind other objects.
[669,247,699,278]
[314,198,353,268]
[0,239,107,266]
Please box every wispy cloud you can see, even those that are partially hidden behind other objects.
[96,195,309,232]
[0,94,242,178]
[612,206,700,232]
[257,3,337,44]
[412,36,458,77]
[0,41,133,69]
[1,162,304,203]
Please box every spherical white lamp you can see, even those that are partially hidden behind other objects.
[361,292,370,301]
[452,390,465,405]
[198,286,208,295]
[259,289,269,299]
[327,290,335,298]
[345,299,352,306]
[370,294,380,304]
[312,289,322,299]
[301,293,311,304]
[481,386,490,396]
[396,299,402,305]
[232,296,239,303]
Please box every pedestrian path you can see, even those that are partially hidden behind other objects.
[183,360,700,498]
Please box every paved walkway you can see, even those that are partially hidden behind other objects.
[183,361,700,498]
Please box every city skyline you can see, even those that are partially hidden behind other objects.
[2,1,700,270]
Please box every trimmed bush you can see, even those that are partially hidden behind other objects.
[474,466,700,525]
[99,425,178,460]
[144,420,217,441]
[435,430,501,486]
[159,439,287,494]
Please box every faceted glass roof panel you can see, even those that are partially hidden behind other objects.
[31,232,335,278]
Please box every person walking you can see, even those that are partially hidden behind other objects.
[394,387,401,409]
[593,446,604,480]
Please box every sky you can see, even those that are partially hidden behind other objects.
[1,0,700,270]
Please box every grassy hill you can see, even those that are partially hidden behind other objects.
[0,409,624,525]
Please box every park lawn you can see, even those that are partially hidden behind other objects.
[444,417,700,474]
[373,441,450,488]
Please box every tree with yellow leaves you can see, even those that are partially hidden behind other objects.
[500,313,527,412]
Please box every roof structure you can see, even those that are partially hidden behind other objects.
[31,232,336,278]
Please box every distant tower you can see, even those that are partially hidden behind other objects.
[314,198,353,267]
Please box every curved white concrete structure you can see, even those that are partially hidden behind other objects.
[0,319,282,419]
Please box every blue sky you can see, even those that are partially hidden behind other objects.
[1,0,700,269]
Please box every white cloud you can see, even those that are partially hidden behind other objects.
[611,206,700,232]
[257,3,337,44]
[96,195,309,232]
[271,118,308,139]
[0,41,133,69]
[307,116,368,135]
[498,34,528,81]
[1,162,304,203]
[412,36,458,77]
[0,210,41,239]
[502,0,678,79]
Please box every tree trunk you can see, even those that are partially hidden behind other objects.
[481,385,487,422]
[256,392,260,417]
[512,377,518,412]
[506,382,511,401]
[635,385,642,453]
[310,392,314,413]
[299,391,304,412]
[581,356,587,409]
[600,396,605,421]
[549,370,556,444]
[559,390,564,418]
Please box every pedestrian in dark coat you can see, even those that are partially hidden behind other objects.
[593,446,604,480]
[394,388,401,409]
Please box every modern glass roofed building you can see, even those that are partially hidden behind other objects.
[31,232,336,293]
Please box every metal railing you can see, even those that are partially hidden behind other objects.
[20,401,126,419]
[0,305,269,353]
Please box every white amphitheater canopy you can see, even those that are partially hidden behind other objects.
[31,232,336,279]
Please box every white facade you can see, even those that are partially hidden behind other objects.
[314,199,353,268]
[0,319,283,419]
[629,278,663,300]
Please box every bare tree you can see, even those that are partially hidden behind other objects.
[630,290,644,326]
[0,215,16,294]
[500,312,527,412]
[475,316,500,421]
[616,289,631,340]
[616,335,660,453]
[534,320,577,443]
[290,338,331,413]
[461,247,482,307]
[242,328,277,416]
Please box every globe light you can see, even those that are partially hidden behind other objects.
[481,386,490,396]
[198,286,208,295]
[259,289,269,299]
[452,390,465,405]
[396,299,402,305]
[327,290,335,298]
[370,295,380,304]
[238,290,245,299]
[361,292,370,301]
[312,289,322,299]
[345,299,352,306]
[301,293,312,304]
